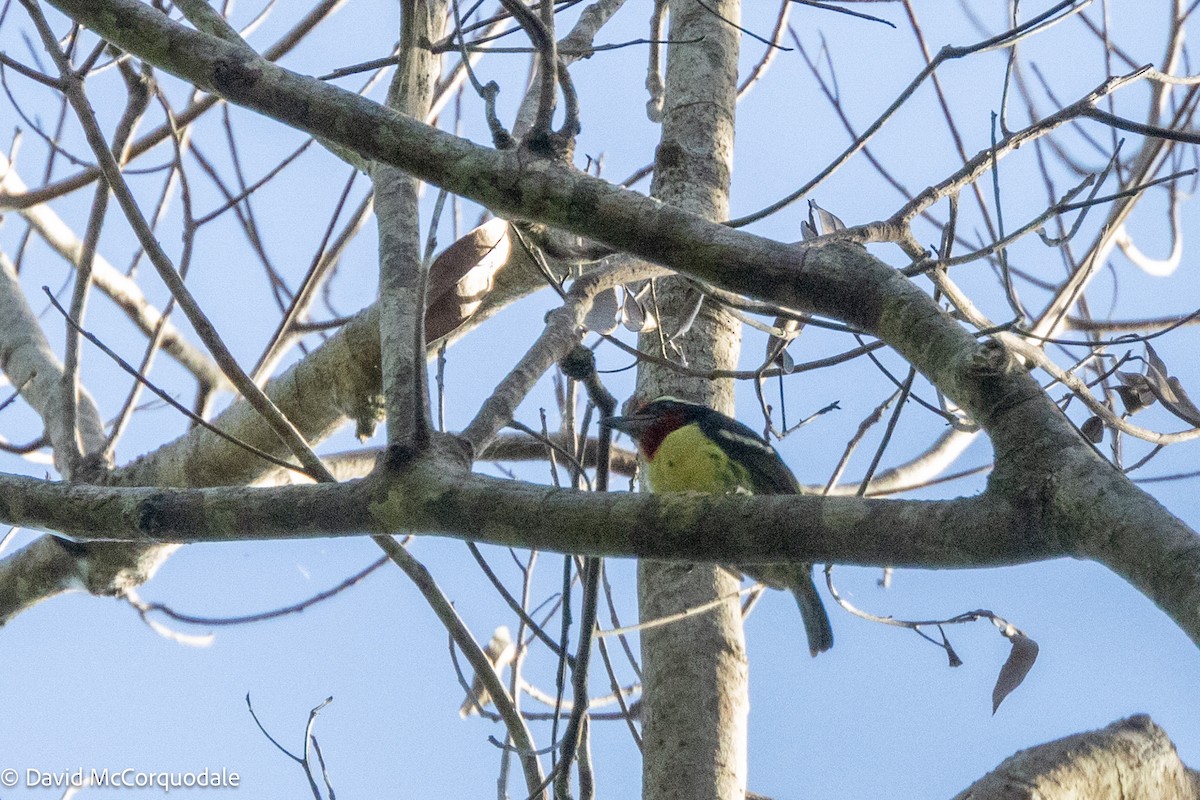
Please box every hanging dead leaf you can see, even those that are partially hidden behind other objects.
[937,626,963,667]
[621,287,648,332]
[1144,342,1169,383]
[665,287,704,342]
[632,282,658,333]
[765,315,804,375]
[774,349,795,374]
[458,625,517,718]
[992,624,1039,714]
[1159,376,1200,427]
[1139,344,1200,427]
[1081,415,1104,443]
[425,218,512,342]
[583,287,620,335]
[1114,371,1156,414]
[808,200,846,235]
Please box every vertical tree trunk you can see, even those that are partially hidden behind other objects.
[637,2,746,799]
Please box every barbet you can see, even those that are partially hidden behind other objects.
[605,397,833,656]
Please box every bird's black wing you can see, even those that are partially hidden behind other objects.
[697,407,831,655]
[697,410,800,495]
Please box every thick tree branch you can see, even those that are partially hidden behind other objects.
[953,715,1200,800]
[0,466,1037,566]
[0,251,106,472]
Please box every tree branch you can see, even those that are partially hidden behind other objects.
[0,252,106,472]
[372,0,445,449]
[953,715,1200,800]
[0,466,1035,564]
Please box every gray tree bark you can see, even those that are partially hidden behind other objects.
[954,715,1200,800]
[637,2,748,799]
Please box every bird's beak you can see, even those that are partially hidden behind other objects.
[601,412,652,439]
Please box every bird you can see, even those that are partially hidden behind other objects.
[459,625,518,718]
[604,396,833,657]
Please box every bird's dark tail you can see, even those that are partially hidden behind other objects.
[746,563,834,656]
[791,565,833,657]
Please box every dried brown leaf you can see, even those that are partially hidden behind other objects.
[1137,344,1200,426]
[808,200,846,235]
[775,348,795,374]
[992,628,1039,714]
[584,287,620,335]
[1115,371,1156,414]
[1145,342,1169,381]
[1160,376,1200,427]
[1081,415,1105,443]
[425,218,512,341]
[621,288,647,332]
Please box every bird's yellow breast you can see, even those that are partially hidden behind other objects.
[645,423,753,494]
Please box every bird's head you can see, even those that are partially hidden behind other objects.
[603,396,709,458]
